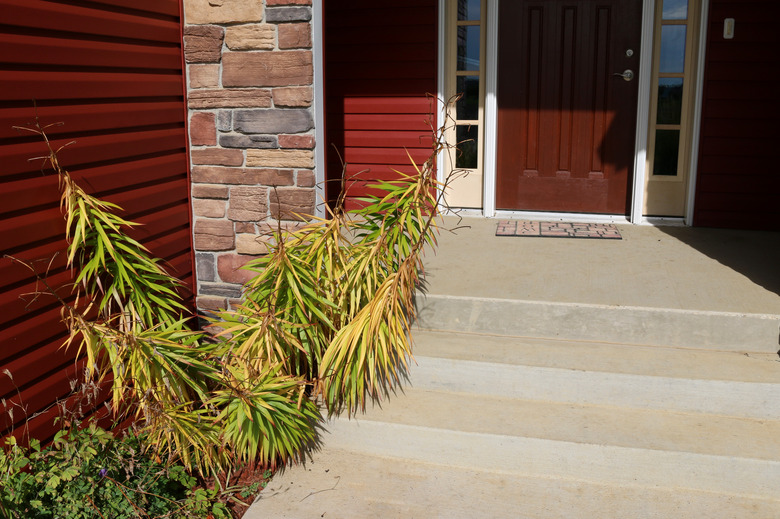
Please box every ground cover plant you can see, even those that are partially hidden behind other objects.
[2,104,456,517]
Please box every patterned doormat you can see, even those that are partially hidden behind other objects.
[496,220,622,239]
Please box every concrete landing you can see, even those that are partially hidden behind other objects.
[423,217,780,315]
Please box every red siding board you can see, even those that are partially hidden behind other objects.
[342,114,434,132]
[703,80,775,100]
[0,0,193,442]
[341,97,435,114]
[0,33,182,70]
[699,137,774,157]
[0,305,73,366]
[323,0,438,207]
[325,79,438,98]
[1,357,89,434]
[1,129,185,178]
[327,61,439,81]
[700,99,772,120]
[85,0,182,17]
[0,241,70,292]
[698,154,776,175]
[700,119,775,138]
[0,72,184,100]
[0,270,73,330]
[340,165,426,183]
[328,44,438,64]
[693,0,780,230]
[343,131,434,148]
[343,147,431,166]
[0,102,185,141]
[3,1,180,42]
[1,207,64,252]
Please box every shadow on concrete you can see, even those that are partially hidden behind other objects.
[658,226,780,299]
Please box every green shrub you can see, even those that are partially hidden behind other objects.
[4,107,451,490]
[0,422,230,519]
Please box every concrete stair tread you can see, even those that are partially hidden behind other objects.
[346,387,780,461]
[412,329,780,383]
[246,447,780,519]
[321,419,780,498]
[408,354,778,419]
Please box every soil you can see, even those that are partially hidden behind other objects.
[201,461,273,518]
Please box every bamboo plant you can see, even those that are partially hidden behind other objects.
[11,101,456,475]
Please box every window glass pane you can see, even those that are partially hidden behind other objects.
[456,125,478,169]
[656,78,684,125]
[662,0,687,20]
[456,76,480,120]
[457,0,481,21]
[659,25,686,73]
[457,25,480,71]
[653,129,680,176]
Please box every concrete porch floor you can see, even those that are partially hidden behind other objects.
[423,216,780,315]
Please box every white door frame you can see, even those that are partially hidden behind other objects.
[438,0,708,224]
[312,0,327,218]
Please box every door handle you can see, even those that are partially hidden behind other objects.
[613,69,634,81]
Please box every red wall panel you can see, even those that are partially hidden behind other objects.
[323,1,439,209]
[0,0,193,442]
[693,0,780,230]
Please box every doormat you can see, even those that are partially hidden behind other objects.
[496,220,622,239]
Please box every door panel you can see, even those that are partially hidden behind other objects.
[496,0,642,214]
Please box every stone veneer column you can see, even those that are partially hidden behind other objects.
[183,0,316,313]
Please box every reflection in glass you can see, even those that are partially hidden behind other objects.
[456,125,478,169]
[456,76,480,120]
[457,25,480,71]
[662,0,687,20]
[457,0,481,21]
[653,129,680,176]
[657,78,684,125]
[659,25,686,73]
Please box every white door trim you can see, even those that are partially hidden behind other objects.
[630,0,656,224]
[483,0,499,218]
[685,0,710,226]
[312,0,326,218]
[436,0,447,196]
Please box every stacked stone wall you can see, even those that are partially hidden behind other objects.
[183,0,316,312]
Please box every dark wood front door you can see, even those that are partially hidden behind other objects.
[496,0,642,214]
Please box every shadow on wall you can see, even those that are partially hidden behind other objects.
[658,226,780,300]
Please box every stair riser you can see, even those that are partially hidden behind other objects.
[408,356,780,420]
[415,294,780,353]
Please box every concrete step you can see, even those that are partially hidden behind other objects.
[247,309,780,517]
[407,329,780,419]
[412,329,780,382]
[349,388,780,462]
[247,448,780,519]
[414,293,780,353]
[322,417,780,499]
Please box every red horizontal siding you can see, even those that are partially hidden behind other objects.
[342,97,435,114]
[1,72,184,100]
[3,0,180,41]
[693,0,780,230]
[323,1,438,209]
[343,131,434,148]
[340,113,434,132]
[0,33,182,70]
[0,0,193,443]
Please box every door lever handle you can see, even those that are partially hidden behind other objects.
[613,69,634,81]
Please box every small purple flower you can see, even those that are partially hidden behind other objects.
[98,468,108,478]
